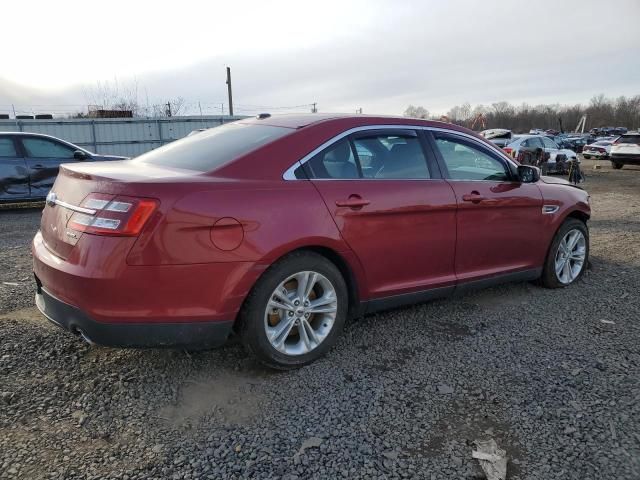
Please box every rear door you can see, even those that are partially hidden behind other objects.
[302,129,457,300]
[430,131,545,282]
[0,135,30,200]
[20,136,78,198]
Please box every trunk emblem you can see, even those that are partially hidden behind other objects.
[46,192,57,207]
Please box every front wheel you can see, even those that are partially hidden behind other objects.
[583,155,591,159]
[238,251,348,369]
[540,218,589,288]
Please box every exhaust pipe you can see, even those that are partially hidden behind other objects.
[75,328,95,345]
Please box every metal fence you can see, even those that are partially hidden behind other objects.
[0,116,245,157]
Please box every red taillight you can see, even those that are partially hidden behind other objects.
[68,193,159,236]
[503,147,514,156]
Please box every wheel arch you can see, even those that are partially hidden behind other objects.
[231,244,365,331]
[565,208,590,224]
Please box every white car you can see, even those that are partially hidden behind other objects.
[504,135,578,172]
[610,133,640,169]
[582,140,615,159]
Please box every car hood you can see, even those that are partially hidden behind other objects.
[91,154,129,161]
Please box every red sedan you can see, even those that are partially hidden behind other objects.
[33,114,590,369]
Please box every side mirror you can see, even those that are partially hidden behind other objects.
[518,165,540,183]
[73,150,88,160]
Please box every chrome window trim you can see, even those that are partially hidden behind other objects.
[282,124,518,180]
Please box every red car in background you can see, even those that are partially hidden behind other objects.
[33,114,591,369]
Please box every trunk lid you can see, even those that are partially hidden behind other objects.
[40,160,194,259]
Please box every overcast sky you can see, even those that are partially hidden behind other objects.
[2,0,639,116]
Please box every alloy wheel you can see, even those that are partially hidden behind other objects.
[554,229,586,284]
[264,271,338,356]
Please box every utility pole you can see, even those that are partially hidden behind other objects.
[166,102,172,117]
[311,102,317,113]
[226,67,234,116]
[11,104,18,128]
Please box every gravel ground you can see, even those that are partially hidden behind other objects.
[1,161,639,479]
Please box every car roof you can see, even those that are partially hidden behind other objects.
[238,113,464,132]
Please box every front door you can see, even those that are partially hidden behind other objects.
[302,130,457,300]
[20,136,78,198]
[0,136,29,200]
[431,131,545,282]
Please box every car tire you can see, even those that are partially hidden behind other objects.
[583,155,591,159]
[540,218,589,289]
[238,251,348,369]
[612,162,623,169]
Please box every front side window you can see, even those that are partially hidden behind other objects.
[353,134,430,179]
[435,136,510,181]
[22,138,75,158]
[542,137,559,149]
[0,138,17,157]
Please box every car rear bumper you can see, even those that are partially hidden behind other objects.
[35,282,234,348]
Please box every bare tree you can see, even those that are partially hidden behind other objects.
[151,97,187,117]
[403,105,430,119]
[83,78,141,116]
[412,95,640,133]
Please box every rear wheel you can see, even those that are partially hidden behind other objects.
[583,155,591,159]
[612,161,623,169]
[540,218,589,288]
[239,251,348,369]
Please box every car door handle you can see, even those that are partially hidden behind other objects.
[335,196,370,209]
[462,192,486,203]
[31,164,45,169]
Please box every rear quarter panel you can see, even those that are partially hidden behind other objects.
[125,179,366,313]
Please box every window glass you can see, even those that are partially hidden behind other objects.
[618,135,640,144]
[542,137,558,149]
[0,138,17,157]
[135,123,291,172]
[435,137,509,181]
[528,137,544,148]
[22,138,75,158]
[353,134,430,179]
[305,139,359,179]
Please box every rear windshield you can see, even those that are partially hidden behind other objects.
[617,135,640,144]
[134,123,291,172]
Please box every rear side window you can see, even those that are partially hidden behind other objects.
[303,132,431,180]
[22,138,75,158]
[134,123,291,172]
[617,135,640,144]
[353,134,430,179]
[0,138,17,157]
[305,139,359,179]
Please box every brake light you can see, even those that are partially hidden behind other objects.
[68,193,158,236]
[503,147,513,156]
